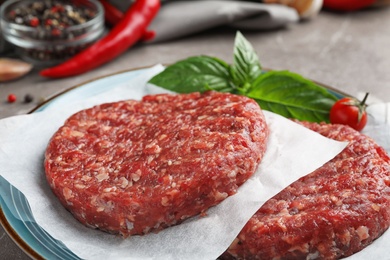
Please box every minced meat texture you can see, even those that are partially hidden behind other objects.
[221,122,390,260]
[44,91,269,237]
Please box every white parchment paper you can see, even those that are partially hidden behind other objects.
[0,65,369,260]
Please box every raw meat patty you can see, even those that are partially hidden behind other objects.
[222,122,390,259]
[44,91,269,237]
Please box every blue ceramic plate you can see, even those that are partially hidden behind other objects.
[0,67,348,259]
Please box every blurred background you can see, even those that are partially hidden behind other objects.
[0,0,389,119]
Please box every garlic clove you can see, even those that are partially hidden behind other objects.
[300,0,323,19]
[0,58,33,82]
[262,0,323,19]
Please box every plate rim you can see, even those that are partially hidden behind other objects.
[0,209,44,260]
[29,65,153,114]
[0,65,351,260]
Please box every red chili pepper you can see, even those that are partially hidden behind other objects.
[40,0,160,78]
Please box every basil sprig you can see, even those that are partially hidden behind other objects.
[149,31,338,123]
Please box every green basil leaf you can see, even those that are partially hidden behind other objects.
[247,71,338,123]
[148,56,234,93]
[231,31,262,87]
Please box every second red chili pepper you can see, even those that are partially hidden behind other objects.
[40,0,160,78]
[99,0,155,41]
[99,0,123,26]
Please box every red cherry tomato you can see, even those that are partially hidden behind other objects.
[329,93,369,131]
[323,0,375,11]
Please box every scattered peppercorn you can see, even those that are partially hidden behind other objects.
[29,16,39,27]
[24,94,34,103]
[7,94,17,103]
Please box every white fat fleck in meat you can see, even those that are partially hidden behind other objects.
[228,170,237,178]
[101,125,112,131]
[69,130,85,137]
[166,188,179,198]
[131,169,142,182]
[330,195,343,206]
[307,251,320,260]
[153,222,162,230]
[287,242,309,253]
[214,191,228,201]
[250,221,264,232]
[81,175,92,182]
[143,226,151,234]
[173,160,182,165]
[244,161,251,170]
[342,190,353,198]
[356,226,370,241]
[91,196,115,213]
[98,140,112,149]
[197,115,208,120]
[126,219,134,230]
[145,141,162,154]
[206,142,215,149]
[103,186,117,193]
[161,196,170,206]
[197,115,215,120]
[147,155,154,164]
[371,203,381,211]
[226,144,234,151]
[277,218,288,232]
[339,229,351,246]
[118,177,130,188]
[158,134,167,141]
[63,187,73,200]
[95,172,109,182]
[278,208,290,216]
[212,107,222,112]
[75,183,86,189]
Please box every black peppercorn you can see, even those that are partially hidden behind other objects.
[24,94,34,103]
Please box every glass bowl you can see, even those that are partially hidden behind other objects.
[0,0,104,67]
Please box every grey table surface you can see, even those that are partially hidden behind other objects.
[1,7,390,260]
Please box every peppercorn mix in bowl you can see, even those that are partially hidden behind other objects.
[0,0,104,67]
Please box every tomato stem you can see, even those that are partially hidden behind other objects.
[360,92,369,106]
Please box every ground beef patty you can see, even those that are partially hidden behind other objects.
[222,122,390,260]
[44,91,269,237]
